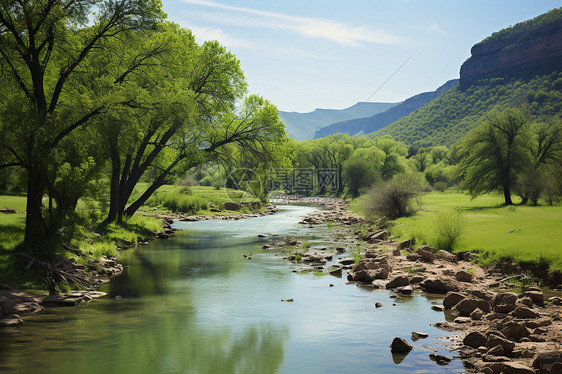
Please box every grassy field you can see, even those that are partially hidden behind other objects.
[381,191,562,271]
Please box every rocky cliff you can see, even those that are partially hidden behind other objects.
[460,8,562,88]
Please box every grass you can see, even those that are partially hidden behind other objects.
[136,184,260,215]
[387,191,562,271]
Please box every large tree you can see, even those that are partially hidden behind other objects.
[0,1,165,259]
[459,109,530,205]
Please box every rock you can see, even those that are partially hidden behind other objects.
[488,344,506,356]
[405,254,422,262]
[453,316,472,324]
[398,238,415,250]
[492,292,518,308]
[329,267,342,277]
[498,362,535,374]
[396,285,413,295]
[443,292,465,309]
[471,308,484,320]
[409,275,424,283]
[548,296,562,306]
[525,319,552,329]
[519,290,544,305]
[470,290,494,301]
[392,249,401,256]
[416,248,436,262]
[482,355,512,363]
[431,305,446,311]
[486,335,515,354]
[455,270,474,282]
[486,312,509,321]
[436,250,457,262]
[517,297,534,308]
[411,331,429,339]
[501,322,531,340]
[0,317,23,327]
[375,302,384,308]
[390,337,413,353]
[528,335,546,342]
[417,245,435,253]
[480,367,495,374]
[386,276,410,289]
[420,278,459,293]
[429,353,451,365]
[455,298,479,316]
[0,208,17,214]
[512,306,540,319]
[463,331,487,348]
[339,258,355,266]
[495,303,517,313]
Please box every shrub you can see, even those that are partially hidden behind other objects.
[364,173,422,220]
[432,210,464,251]
[433,181,448,192]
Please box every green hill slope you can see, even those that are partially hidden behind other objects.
[374,72,562,146]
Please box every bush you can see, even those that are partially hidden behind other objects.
[432,211,464,251]
[364,173,422,220]
[433,181,448,192]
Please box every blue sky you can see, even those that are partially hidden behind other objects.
[161,0,561,113]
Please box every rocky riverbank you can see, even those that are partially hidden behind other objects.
[260,197,562,374]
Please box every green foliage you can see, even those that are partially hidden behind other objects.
[432,211,465,251]
[364,173,423,220]
[374,71,562,146]
[147,191,208,214]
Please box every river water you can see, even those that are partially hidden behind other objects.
[0,206,466,373]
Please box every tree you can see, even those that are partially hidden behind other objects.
[342,147,384,197]
[458,109,530,205]
[0,1,165,260]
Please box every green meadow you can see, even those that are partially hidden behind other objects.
[388,191,562,271]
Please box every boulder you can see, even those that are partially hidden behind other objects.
[488,344,506,356]
[512,306,540,319]
[386,276,410,289]
[431,305,446,311]
[495,303,517,313]
[498,362,535,374]
[455,270,474,282]
[519,291,544,305]
[406,254,421,262]
[532,351,562,371]
[420,278,459,293]
[453,316,472,324]
[429,353,451,365]
[396,285,413,295]
[492,292,518,308]
[501,322,531,340]
[443,292,465,309]
[398,238,415,250]
[375,302,384,308]
[548,296,562,306]
[486,335,515,354]
[455,298,479,316]
[436,250,457,262]
[525,319,552,329]
[463,331,487,348]
[392,249,401,256]
[416,248,436,263]
[517,297,534,308]
[471,308,484,320]
[470,290,494,301]
[390,337,413,353]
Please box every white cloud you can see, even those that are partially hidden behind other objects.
[429,23,448,36]
[179,0,404,46]
[188,25,255,48]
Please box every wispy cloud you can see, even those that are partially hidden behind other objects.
[188,25,255,48]
[429,23,448,36]
[179,0,404,46]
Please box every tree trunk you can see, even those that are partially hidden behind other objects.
[502,183,513,205]
[23,165,51,260]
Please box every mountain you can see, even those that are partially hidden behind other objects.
[279,102,398,141]
[314,80,458,139]
[460,8,562,88]
[372,8,562,147]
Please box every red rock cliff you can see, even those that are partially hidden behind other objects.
[460,14,562,88]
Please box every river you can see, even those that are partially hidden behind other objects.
[0,205,465,373]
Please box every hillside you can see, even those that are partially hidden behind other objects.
[279,102,398,140]
[314,80,458,139]
[373,72,562,146]
[373,8,562,146]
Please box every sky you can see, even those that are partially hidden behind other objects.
[160,0,561,113]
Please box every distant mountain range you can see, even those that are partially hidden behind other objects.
[279,102,398,141]
[313,80,458,139]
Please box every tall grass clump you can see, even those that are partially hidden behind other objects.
[364,173,423,220]
[147,190,208,214]
[432,210,465,251]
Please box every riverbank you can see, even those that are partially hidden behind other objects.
[263,196,561,373]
